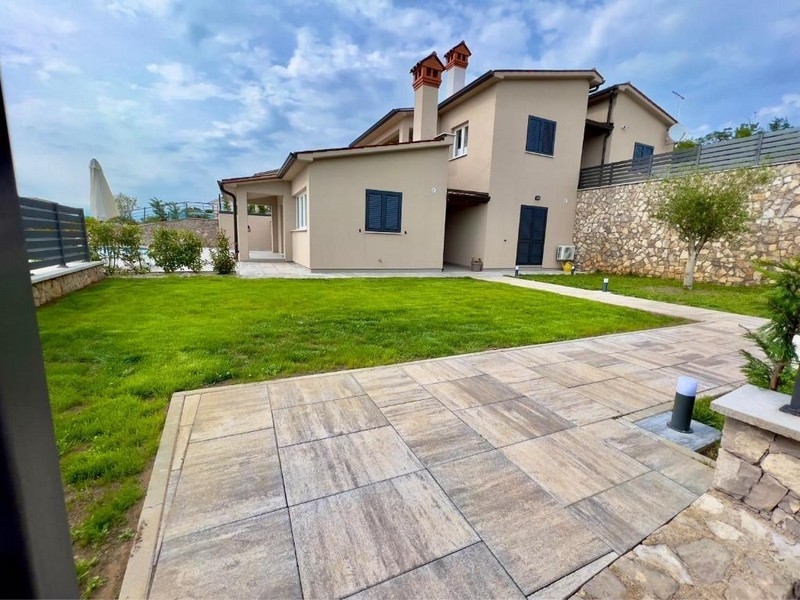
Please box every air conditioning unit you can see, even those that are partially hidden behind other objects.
[556,245,575,261]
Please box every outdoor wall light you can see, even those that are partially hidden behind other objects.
[668,376,699,433]
[534,195,541,201]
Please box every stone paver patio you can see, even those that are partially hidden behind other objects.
[121,279,767,599]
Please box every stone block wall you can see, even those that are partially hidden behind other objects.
[574,162,800,285]
[713,417,800,541]
[32,263,105,307]
[139,218,219,246]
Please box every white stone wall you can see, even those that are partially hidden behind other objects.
[574,163,800,285]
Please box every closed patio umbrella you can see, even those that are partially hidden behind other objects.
[89,158,119,221]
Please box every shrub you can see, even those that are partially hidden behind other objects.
[148,228,204,273]
[741,257,800,393]
[210,230,236,275]
[86,218,147,274]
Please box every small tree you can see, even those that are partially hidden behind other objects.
[652,166,772,289]
[149,197,168,222]
[114,193,138,222]
[741,257,800,392]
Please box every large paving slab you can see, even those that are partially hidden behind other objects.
[150,510,301,599]
[162,428,284,541]
[290,471,478,598]
[268,372,365,409]
[352,367,432,408]
[190,385,271,442]
[458,396,573,447]
[431,450,612,594]
[381,397,492,466]
[349,542,525,599]
[279,426,423,505]
[502,428,650,505]
[425,374,521,411]
[273,394,387,447]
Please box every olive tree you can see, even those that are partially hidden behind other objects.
[652,166,772,289]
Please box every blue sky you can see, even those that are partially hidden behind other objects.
[2,0,799,214]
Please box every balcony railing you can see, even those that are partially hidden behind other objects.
[579,127,800,189]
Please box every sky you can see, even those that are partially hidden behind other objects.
[1,0,799,215]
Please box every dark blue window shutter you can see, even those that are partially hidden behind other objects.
[383,193,401,232]
[366,191,383,231]
[526,116,541,153]
[633,143,654,159]
[541,119,556,155]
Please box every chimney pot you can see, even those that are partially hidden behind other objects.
[444,41,471,96]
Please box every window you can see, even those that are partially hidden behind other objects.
[632,143,654,172]
[295,192,307,230]
[365,189,402,233]
[452,123,468,158]
[525,116,556,156]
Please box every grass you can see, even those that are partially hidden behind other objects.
[521,273,769,317]
[37,276,684,596]
[692,396,725,431]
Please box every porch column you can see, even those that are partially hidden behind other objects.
[235,189,250,260]
[282,194,294,261]
[271,199,280,254]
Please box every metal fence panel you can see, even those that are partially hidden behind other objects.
[579,127,800,189]
[19,197,90,270]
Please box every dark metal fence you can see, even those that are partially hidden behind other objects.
[20,197,89,270]
[579,127,800,189]
[131,201,215,223]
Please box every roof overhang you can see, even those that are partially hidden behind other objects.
[589,83,677,126]
[220,138,452,187]
[439,69,605,114]
[446,188,490,207]
[584,119,614,136]
[350,108,413,147]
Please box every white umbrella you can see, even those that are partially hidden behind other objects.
[89,158,119,220]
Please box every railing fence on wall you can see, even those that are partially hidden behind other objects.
[20,197,90,270]
[579,126,800,189]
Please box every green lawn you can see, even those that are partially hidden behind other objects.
[37,276,684,596]
[521,273,769,317]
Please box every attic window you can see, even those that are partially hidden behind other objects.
[452,123,468,159]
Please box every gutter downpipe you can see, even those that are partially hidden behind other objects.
[217,181,239,260]
[600,90,617,167]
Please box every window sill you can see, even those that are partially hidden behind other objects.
[449,153,468,162]
[524,151,555,158]
[364,230,403,235]
[291,228,308,233]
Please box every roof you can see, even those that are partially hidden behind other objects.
[589,82,677,125]
[352,69,605,147]
[220,138,451,186]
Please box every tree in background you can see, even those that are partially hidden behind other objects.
[676,117,793,149]
[741,257,800,393]
[114,193,137,221]
[652,166,772,289]
[149,197,168,221]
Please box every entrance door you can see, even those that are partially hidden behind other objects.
[516,205,548,265]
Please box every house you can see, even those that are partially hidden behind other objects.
[219,42,675,270]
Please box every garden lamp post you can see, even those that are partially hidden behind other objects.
[779,371,800,416]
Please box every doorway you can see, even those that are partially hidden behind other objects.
[516,205,548,265]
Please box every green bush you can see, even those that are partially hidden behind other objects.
[148,228,204,273]
[86,218,147,274]
[210,230,236,275]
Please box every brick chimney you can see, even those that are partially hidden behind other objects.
[410,52,444,141]
[444,41,471,97]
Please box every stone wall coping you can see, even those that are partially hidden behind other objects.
[30,261,104,285]
[712,384,800,442]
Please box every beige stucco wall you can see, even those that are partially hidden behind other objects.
[443,204,488,266]
[605,93,673,163]
[305,146,449,270]
[580,134,606,169]
[482,78,591,269]
[219,213,272,251]
[291,230,310,268]
[586,100,609,123]
[439,85,497,194]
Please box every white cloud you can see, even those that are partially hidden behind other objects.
[757,94,800,120]
[104,0,172,18]
[145,62,226,101]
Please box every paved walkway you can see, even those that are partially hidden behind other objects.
[121,278,766,599]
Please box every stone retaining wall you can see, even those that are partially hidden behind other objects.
[574,162,800,285]
[139,218,219,246]
[32,263,105,307]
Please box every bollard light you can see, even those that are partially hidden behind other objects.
[779,371,800,416]
[602,277,609,292]
[668,376,698,433]
[515,265,520,277]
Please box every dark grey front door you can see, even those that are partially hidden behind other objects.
[516,205,548,265]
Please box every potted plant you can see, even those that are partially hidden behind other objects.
[470,257,483,272]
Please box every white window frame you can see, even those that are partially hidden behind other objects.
[452,123,468,159]
[295,191,308,230]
